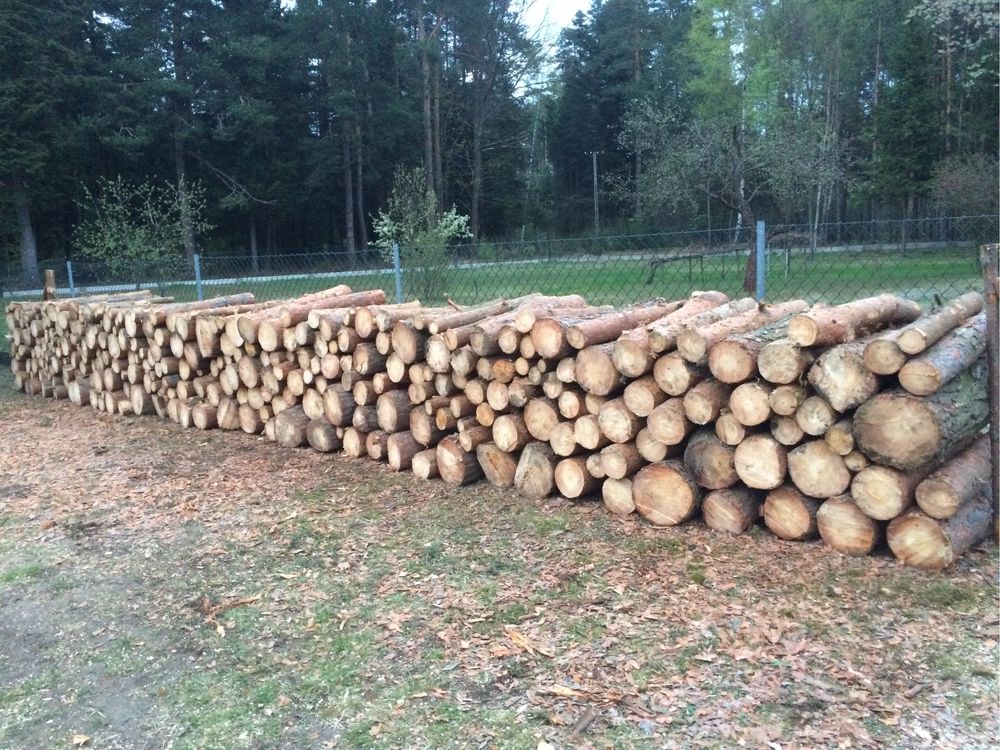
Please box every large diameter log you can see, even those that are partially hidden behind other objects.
[733,434,787,490]
[565,299,684,349]
[574,343,623,396]
[599,442,644,480]
[342,427,367,457]
[787,440,851,498]
[816,495,882,555]
[598,398,642,444]
[887,498,992,570]
[387,431,421,470]
[897,313,987,396]
[916,435,992,519]
[477,442,518,487]
[632,461,702,526]
[437,436,484,485]
[683,428,738,490]
[853,358,988,471]
[376,389,412,433]
[648,297,756,354]
[763,485,821,541]
[708,316,796,384]
[676,300,808,365]
[757,338,815,385]
[788,294,923,347]
[307,419,342,452]
[896,291,984,354]
[554,456,600,499]
[851,464,932,521]
[703,487,762,535]
[514,441,558,498]
[807,338,882,412]
[274,405,310,448]
[602,478,635,515]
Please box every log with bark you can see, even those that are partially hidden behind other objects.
[788,294,923,347]
[554,456,600,499]
[886,497,992,569]
[762,485,820,541]
[476,442,518,487]
[513,441,558,498]
[915,435,992,519]
[733,434,787,490]
[816,495,882,555]
[602,478,635,516]
[787,440,852,498]
[757,338,815,384]
[851,464,933,521]
[708,316,798,384]
[632,460,702,526]
[703,487,762,535]
[683,428,739,490]
[676,300,808,365]
[895,291,984,355]
[437,436,484,485]
[897,313,987,396]
[647,297,757,354]
[807,335,883,412]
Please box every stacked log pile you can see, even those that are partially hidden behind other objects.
[6,286,994,570]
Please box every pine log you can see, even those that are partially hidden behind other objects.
[387,430,422,470]
[896,291,984,354]
[410,408,447,446]
[728,381,773,427]
[322,384,355,427]
[716,410,748,446]
[302,388,326,421]
[602,478,635,515]
[376,389,412,433]
[683,427,738,490]
[599,442,644,480]
[192,403,218,430]
[787,440,851,498]
[217,397,241,430]
[566,299,684,349]
[557,389,586,419]
[477,442,518,487]
[816,495,881,555]
[524,397,560,441]
[703,487,762,535]
[852,464,934,521]
[412,448,440,479]
[437,436,484,485]
[586,453,607,479]
[807,336,883,412]
[733,434,787,490]
[492,413,531,452]
[887,498,992,569]
[425,298,517,334]
[676,300,808,365]
[278,289,386,329]
[863,329,908,375]
[342,427,367,457]
[916,435,992,519]
[682,378,732,425]
[708,316,797,384]
[843,450,869,473]
[306,419,342,452]
[352,404,380,433]
[549,421,580,457]
[636,427,674,462]
[632,461,702,526]
[898,313,987,396]
[795,396,839,437]
[238,404,264,434]
[598,398,642,444]
[763,485,821,541]
[458,424,493,452]
[647,397,693,446]
[768,384,807,417]
[511,295,589,333]
[514,441,558,498]
[769,414,804,447]
[573,342,624,396]
[274,405,310,448]
[853,358,988,471]
[757,338,815,385]
[554,456,600,499]
[623,376,667,417]
[648,297,757,354]
[789,294,923,347]
[390,321,428,364]
[366,430,390,461]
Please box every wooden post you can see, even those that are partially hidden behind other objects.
[980,243,999,534]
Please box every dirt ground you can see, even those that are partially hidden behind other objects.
[0,375,997,750]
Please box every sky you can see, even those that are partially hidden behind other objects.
[522,0,591,45]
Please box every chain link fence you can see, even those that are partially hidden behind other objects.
[2,215,996,343]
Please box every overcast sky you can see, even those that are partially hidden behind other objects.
[523,0,591,44]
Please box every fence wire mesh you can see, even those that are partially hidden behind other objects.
[2,215,996,344]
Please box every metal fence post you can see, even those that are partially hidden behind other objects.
[755,220,767,301]
[391,241,404,303]
[66,260,76,296]
[193,253,204,301]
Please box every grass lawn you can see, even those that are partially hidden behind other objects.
[0,376,997,749]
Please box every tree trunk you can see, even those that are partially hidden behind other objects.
[471,113,483,238]
[788,294,923,347]
[703,487,762,535]
[13,177,39,283]
[896,291,983,355]
[853,358,987,471]
[817,495,882,555]
[354,122,368,251]
[898,313,987,396]
[887,498,992,570]
[249,214,260,274]
[343,128,357,265]
[916,435,992,519]
[763,485,820,541]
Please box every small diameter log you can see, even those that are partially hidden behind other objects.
[512,295,588,333]
[788,294,923,347]
[599,442,644,480]
[514,441,558,498]
[632,460,702,526]
[708,316,796,384]
[238,404,264,434]
[437,436,484,485]
[757,338,815,385]
[816,495,882,555]
[851,464,933,521]
[217,398,241,430]
[733,434,787,490]
[458,424,493,452]
[477,442,518,487]
[586,453,606,479]
[492,413,531,452]
[274,405,310,448]
[843,450,869,473]
[769,384,806,416]
[598,398,642,444]
[682,378,732,425]
[557,389,586,419]
[887,498,992,570]
[769,415,804,447]
[636,427,673,462]
[863,329,908,375]
[566,299,684,349]
[795,396,839,437]
[807,336,882,413]
[652,353,705,396]
[602,478,635,515]
[763,485,821,541]
[307,419,342,452]
[787,440,851,498]
[716,410,747,446]
[412,448,440,479]
[623,376,667,417]
[574,414,610,451]
[676,300,809,365]
[648,296,756,354]
[703,487,762,535]
[387,430,421,470]
[574,343,624,397]
[366,430,390,461]
[390,321,428,364]
[554,456,600,499]
[647,398,692,446]
[524,397,560,441]
[530,306,614,359]
[684,428,739,490]
[916,435,992,519]
[896,291,984,354]
[728,381,773,427]
[352,404,380,433]
[898,313,987,396]
[853,358,988,471]
[549,421,579,457]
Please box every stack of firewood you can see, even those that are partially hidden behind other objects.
[6,285,993,570]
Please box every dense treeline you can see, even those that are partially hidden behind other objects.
[0,0,997,281]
